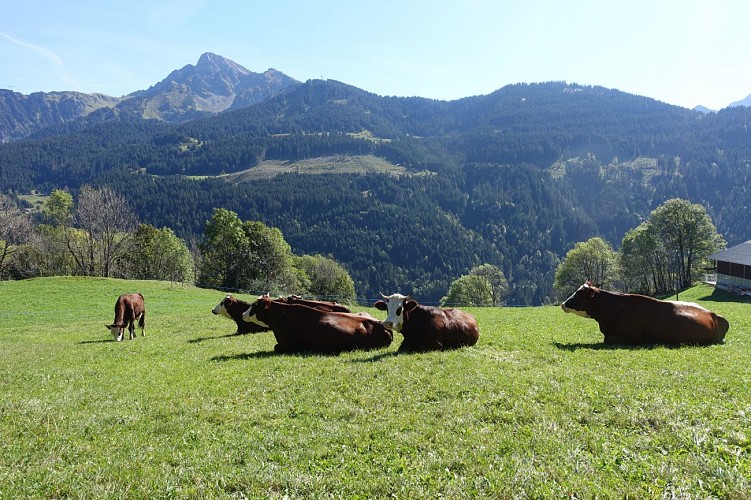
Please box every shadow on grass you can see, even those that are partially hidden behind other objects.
[554,341,721,351]
[189,332,249,344]
[80,339,114,344]
[349,351,400,363]
[695,287,751,304]
[211,351,278,361]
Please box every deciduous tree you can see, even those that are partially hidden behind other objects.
[441,274,493,306]
[554,237,616,300]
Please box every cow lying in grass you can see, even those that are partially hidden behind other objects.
[242,294,392,353]
[374,293,480,352]
[212,294,352,334]
[106,293,145,341]
[561,281,729,345]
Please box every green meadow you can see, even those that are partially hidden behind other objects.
[1,277,749,498]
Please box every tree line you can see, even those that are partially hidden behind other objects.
[553,198,725,299]
[0,188,360,303]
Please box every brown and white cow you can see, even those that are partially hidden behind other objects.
[241,295,393,353]
[106,293,145,341]
[212,294,269,334]
[280,295,352,313]
[212,294,352,334]
[374,293,480,352]
[561,281,729,345]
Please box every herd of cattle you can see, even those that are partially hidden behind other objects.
[106,281,730,351]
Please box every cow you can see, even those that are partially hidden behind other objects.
[212,294,351,334]
[374,293,480,352]
[280,295,352,313]
[106,293,145,341]
[212,294,269,334]
[241,295,393,353]
[561,281,730,345]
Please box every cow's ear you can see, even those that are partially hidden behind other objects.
[374,300,387,310]
[404,299,418,311]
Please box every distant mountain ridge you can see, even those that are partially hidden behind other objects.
[0,53,300,142]
[729,93,751,108]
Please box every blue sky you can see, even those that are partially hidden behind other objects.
[1,0,750,110]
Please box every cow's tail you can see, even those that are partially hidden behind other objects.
[713,313,730,342]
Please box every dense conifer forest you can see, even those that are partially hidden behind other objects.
[2,80,750,304]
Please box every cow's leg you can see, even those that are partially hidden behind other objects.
[129,321,136,340]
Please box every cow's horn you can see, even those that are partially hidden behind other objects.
[379,292,388,299]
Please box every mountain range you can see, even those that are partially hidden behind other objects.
[1,54,750,305]
[0,52,300,142]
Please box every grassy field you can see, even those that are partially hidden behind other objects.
[1,277,749,498]
[213,155,407,181]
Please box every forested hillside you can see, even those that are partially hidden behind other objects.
[2,80,750,304]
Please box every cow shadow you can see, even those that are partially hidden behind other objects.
[211,351,278,362]
[349,351,400,363]
[80,339,115,344]
[554,341,720,351]
[210,349,352,361]
[553,342,647,351]
[189,332,248,344]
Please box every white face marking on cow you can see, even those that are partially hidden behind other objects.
[241,299,270,328]
[212,295,233,319]
[379,293,410,332]
[109,325,124,341]
[561,283,592,317]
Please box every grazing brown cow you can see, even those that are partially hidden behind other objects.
[561,281,729,345]
[241,295,393,353]
[212,294,351,334]
[106,293,145,341]
[374,293,480,352]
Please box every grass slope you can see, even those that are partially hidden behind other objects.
[1,277,749,498]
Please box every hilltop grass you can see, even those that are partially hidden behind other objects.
[1,277,749,498]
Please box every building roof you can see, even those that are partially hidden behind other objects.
[709,240,751,266]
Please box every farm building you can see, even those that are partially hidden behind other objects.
[708,240,751,295]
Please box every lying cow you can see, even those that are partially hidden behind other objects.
[212,294,351,334]
[242,295,393,353]
[280,295,351,313]
[561,281,729,345]
[374,293,480,352]
[106,293,145,341]
[212,294,269,334]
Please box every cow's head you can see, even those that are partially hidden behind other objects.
[561,280,597,318]
[105,324,124,341]
[374,292,416,332]
[212,294,235,318]
[242,295,272,328]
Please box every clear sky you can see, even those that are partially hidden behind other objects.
[1,0,750,110]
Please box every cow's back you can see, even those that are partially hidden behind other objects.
[604,295,727,345]
[263,302,392,353]
[439,308,480,348]
[402,305,479,351]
